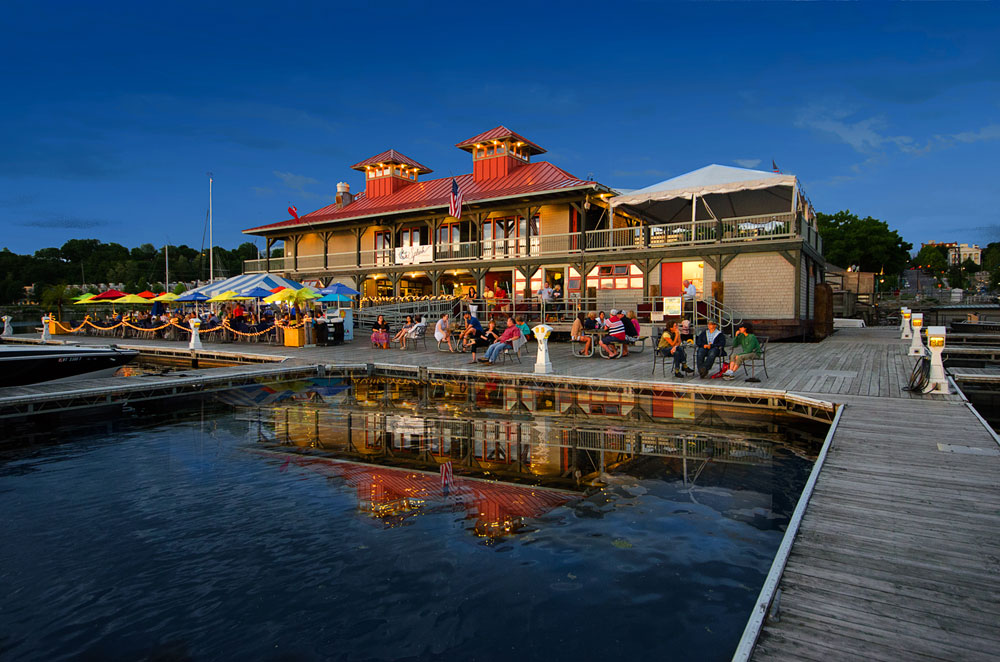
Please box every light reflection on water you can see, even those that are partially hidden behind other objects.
[0,377,824,661]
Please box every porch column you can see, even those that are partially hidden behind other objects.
[634,257,662,299]
[517,265,540,302]
[321,231,332,270]
[429,217,440,262]
[353,227,363,268]
[291,235,301,272]
[429,270,442,296]
[389,272,402,298]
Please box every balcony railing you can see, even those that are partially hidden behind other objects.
[243,212,814,274]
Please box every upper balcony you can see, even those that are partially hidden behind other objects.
[243,211,821,274]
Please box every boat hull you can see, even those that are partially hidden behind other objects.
[0,345,140,387]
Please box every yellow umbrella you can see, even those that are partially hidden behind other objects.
[113,294,155,304]
[74,295,98,305]
[151,292,179,302]
[208,290,250,302]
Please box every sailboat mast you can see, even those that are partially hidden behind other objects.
[165,243,169,291]
[208,173,214,282]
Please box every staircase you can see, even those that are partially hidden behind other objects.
[698,298,743,336]
[354,298,462,330]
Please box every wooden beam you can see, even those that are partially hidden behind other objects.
[778,250,797,267]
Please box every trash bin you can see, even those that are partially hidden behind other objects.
[283,327,305,347]
[330,318,345,345]
[314,321,329,346]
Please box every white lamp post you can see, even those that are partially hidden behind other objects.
[908,312,925,356]
[532,323,553,374]
[1,315,12,338]
[923,326,949,394]
[901,309,912,340]
[41,315,51,342]
[189,318,203,350]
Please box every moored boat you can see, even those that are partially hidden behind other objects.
[0,345,140,387]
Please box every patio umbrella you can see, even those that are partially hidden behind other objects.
[269,286,286,294]
[175,292,210,302]
[264,288,319,304]
[91,289,127,300]
[136,290,157,299]
[73,294,98,305]
[114,294,155,304]
[73,293,96,301]
[241,286,275,299]
[318,283,360,296]
[316,293,352,303]
[208,290,251,302]
[150,292,179,302]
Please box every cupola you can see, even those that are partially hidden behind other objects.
[350,149,433,198]
[456,126,546,182]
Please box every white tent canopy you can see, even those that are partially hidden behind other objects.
[185,273,305,298]
[609,164,799,223]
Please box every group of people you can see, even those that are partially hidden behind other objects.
[657,319,761,380]
[371,310,530,366]
[569,309,641,359]
[370,314,427,349]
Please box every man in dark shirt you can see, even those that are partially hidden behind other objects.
[695,320,726,378]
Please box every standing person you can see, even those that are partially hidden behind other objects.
[538,281,554,319]
[695,319,726,378]
[435,313,455,352]
[599,309,629,359]
[657,321,688,378]
[371,314,390,349]
[479,317,522,365]
[723,323,761,380]
[682,279,697,321]
[552,283,563,312]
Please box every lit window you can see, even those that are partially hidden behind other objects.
[496,144,505,155]
[476,148,485,158]
[393,167,400,176]
[367,170,375,179]
[486,146,494,156]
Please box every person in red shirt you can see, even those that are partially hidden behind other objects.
[479,317,522,364]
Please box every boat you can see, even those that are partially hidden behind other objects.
[0,344,140,387]
[950,320,1000,334]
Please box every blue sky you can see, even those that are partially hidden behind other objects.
[1,1,998,255]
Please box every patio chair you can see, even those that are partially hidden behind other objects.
[500,334,528,364]
[741,336,769,380]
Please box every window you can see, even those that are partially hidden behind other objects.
[367,170,375,179]
[437,223,460,244]
[486,146,494,157]
[476,148,485,158]
[400,228,422,247]
[393,167,401,176]
[496,144,505,155]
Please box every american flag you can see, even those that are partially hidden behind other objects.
[440,460,453,494]
[772,160,780,174]
[448,178,463,219]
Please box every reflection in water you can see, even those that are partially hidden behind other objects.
[221,376,826,538]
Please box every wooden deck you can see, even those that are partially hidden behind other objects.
[5,328,1000,660]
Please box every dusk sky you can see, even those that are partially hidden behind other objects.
[1,2,998,255]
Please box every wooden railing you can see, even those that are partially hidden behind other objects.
[244,212,816,274]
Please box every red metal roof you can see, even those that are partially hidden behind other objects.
[246,161,601,234]
[455,126,546,154]
[350,149,433,173]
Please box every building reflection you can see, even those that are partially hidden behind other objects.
[223,376,825,537]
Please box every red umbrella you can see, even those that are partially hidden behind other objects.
[91,289,127,300]
[136,290,156,299]
[269,286,286,293]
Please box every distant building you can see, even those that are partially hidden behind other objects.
[922,241,981,266]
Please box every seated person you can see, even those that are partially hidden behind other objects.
[465,319,499,363]
[657,321,688,378]
[391,315,414,346]
[695,320,727,378]
[679,319,694,344]
[515,316,532,340]
[599,309,630,359]
[584,312,598,330]
[723,323,761,380]
[623,311,640,342]
[571,312,592,355]
[595,311,608,330]
[479,317,522,365]
[434,313,454,352]
[371,314,390,349]
[460,311,483,351]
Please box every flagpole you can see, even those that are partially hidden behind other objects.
[165,242,169,291]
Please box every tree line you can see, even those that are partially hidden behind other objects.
[0,239,281,304]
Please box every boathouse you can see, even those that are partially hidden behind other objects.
[243,127,825,338]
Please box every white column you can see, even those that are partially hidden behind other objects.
[41,315,52,342]
[532,324,553,374]
[1,315,12,337]
[189,318,203,350]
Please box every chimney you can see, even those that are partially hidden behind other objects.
[336,182,353,208]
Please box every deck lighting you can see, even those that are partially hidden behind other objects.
[908,313,925,356]
[924,326,949,394]
[901,309,912,340]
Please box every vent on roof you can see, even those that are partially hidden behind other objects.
[350,149,431,198]
[336,182,353,208]
[456,127,544,183]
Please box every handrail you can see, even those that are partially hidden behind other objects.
[243,210,817,274]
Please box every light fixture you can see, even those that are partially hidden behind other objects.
[924,326,949,393]
[908,313,925,356]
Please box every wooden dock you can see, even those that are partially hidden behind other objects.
[4,328,999,660]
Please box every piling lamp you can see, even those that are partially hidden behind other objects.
[899,307,909,335]
[901,309,912,340]
[908,313,925,356]
[923,326,949,394]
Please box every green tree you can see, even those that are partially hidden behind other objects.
[983,242,1000,272]
[817,210,912,280]
[40,283,72,320]
[962,257,981,274]
[911,244,949,276]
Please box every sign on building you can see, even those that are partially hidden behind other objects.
[395,244,433,265]
[663,296,682,316]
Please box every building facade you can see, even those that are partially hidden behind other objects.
[243,127,825,338]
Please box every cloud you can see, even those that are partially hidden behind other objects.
[0,193,40,207]
[733,159,761,168]
[252,186,274,196]
[273,170,319,191]
[944,123,1000,145]
[19,216,111,229]
[794,104,927,155]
